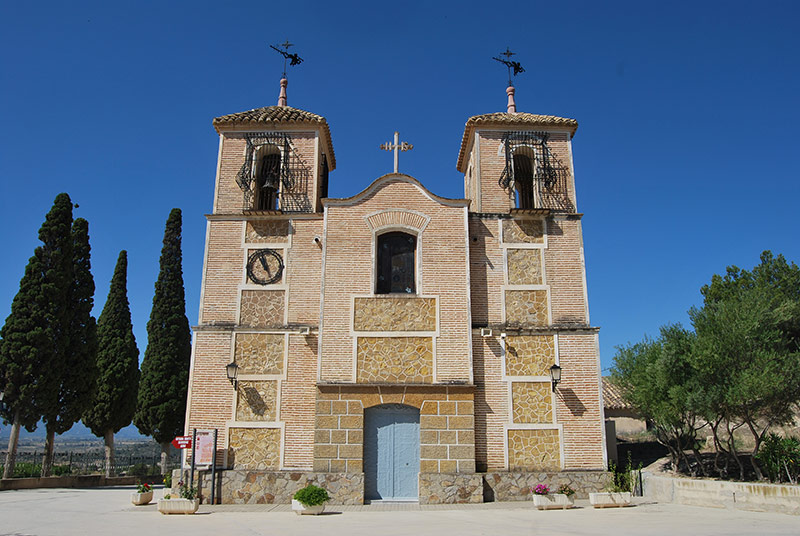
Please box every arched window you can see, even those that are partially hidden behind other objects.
[255,147,281,210]
[513,151,535,210]
[376,231,416,294]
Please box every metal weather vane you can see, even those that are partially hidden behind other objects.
[493,47,525,86]
[270,40,304,77]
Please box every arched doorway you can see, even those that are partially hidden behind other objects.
[363,404,420,501]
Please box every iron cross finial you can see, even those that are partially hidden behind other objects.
[380,132,413,173]
[270,41,304,78]
[493,48,525,86]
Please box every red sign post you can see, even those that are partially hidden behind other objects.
[171,436,192,449]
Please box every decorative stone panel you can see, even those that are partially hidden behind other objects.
[356,337,433,383]
[234,333,284,374]
[507,249,543,285]
[229,428,281,469]
[504,335,556,376]
[197,471,364,505]
[236,380,278,421]
[502,218,544,244]
[507,429,560,471]
[239,290,284,327]
[353,297,436,332]
[245,220,289,243]
[511,382,553,423]
[483,471,612,501]
[505,289,548,325]
[419,473,482,504]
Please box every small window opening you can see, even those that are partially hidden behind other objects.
[513,153,534,209]
[255,150,281,210]
[376,232,416,294]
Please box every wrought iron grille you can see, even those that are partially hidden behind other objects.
[499,131,574,212]
[236,132,312,212]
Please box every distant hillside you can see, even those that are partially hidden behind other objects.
[0,421,147,441]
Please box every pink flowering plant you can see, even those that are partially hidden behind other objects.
[532,484,550,496]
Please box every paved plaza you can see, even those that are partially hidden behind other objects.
[0,486,797,536]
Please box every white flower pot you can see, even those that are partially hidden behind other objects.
[532,493,574,510]
[131,490,153,506]
[589,492,632,508]
[158,498,200,514]
[292,499,326,515]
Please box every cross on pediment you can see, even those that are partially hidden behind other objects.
[380,132,413,173]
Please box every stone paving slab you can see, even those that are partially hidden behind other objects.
[0,485,797,536]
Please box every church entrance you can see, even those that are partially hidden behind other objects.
[363,404,420,502]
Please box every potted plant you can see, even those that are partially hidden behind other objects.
[531,484,575,510]
[292,484,330,515]
[158,481,200,514]
[131,482,153,506]
[589,462,633,508]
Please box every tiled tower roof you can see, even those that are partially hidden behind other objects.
[213,105,335,169]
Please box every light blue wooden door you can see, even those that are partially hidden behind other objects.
[364,404,420,501]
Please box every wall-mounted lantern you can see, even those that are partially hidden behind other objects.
[226,361,239,389]
[549,364,562,392]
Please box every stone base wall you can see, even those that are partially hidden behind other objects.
[419,473,483,504]
[196,470,364,505]
[175,468,610,504]
[483,471,611,500]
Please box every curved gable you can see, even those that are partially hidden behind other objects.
[323,173,469,209]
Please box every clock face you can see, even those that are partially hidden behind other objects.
[246,248,284,285]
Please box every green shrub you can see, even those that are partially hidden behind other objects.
[756,433,800,483]
[293,484,330,506]
[163,472,172,488]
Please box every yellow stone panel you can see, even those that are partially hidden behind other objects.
[507,429,560,470]
[353,297,436,332]
[357,337,433,383]
[507,249,543,285]
[505,289,548,325]
[511,382,553,423]
[505,335,556,376]
[240,290,284,327]
[245,220,289,243]
[234,333,283,374]
[229,427,280,469]
[236,380,278,421]
[503,219,544,244]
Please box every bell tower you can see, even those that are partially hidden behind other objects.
[461,51,606,474]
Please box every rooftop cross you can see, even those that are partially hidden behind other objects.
[380,132,413,173]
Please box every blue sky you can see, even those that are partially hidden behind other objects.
[1,0,798,435]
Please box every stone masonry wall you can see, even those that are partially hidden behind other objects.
[353,297,436,331]
[484,470,611,501]
[314,386,475,475]
[197,470,364,505]
[356,337,433,383]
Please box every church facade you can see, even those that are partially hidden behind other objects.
[184,84,609,504]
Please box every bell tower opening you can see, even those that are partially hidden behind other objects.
[255,146,281,210]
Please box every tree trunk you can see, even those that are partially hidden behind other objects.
[40,427,55,477]
[160,442,170,475]
[103,429,115,478]
[3,409,21,479]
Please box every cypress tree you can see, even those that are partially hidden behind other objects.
[39,216,99,476]
[0,193,73,478]
[134,209,192,474]
[84,251,139,477]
